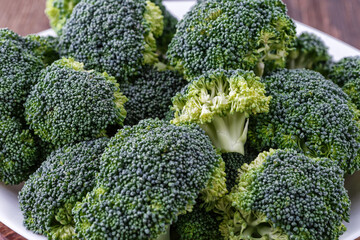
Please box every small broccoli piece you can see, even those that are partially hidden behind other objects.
[0,28,44,117]
[250,69,360,174]
[171,69,271,154]
[19,138,108,240]
[217,149,350,240]
[343,78,360,110]
[328,56,360,87]
[167,0,296,78]
[59,0,164,81]
[45,0,81,35]
[0,115,39,184]
[120,66,187,126]
[73,119,225,240]
[286,32,331,70]
[171,203,222,240]
[25,58,127,147]
[25,35,60,66]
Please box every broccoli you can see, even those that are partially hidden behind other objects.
[286,32,331,70]
[170,202,222,240]
[45,0,81,35]
[25,35,60,66]
[19,138,108,240]
[0,28,44,118]
[328,56,360,87]
[72,119,226,240]
[119,66,187,126]
[167,0,296,78]
[59,0,164,81]
[250,69,360,174]
[171,69,271,155]
[25,58,127,147]
[217,149,350,240]
[0,115,39,185]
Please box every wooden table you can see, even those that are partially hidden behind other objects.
[0,0,359,239]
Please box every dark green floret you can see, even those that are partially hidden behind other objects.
[328,56,360,87]
[217,149,350,240]
[171,202,222,240]
[0,115,39,185]
[120,66,187,126]
[19,138,108,240]
[167,0,296,78]
[286,32,331,70]
[25,35,60,66]
[59,0,164,81]
[25,58,127,147]
[73,119,225,240]
[250,69,360,174]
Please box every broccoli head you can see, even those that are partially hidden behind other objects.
[19,138,108,240]
[286,32,331,70]
[59,0,164,81]
[45,0,81,35]
[328,56,360,87]
[167,0,296,78]
[171,69,271,154]
[73,119,225,240]
[217,149,350,240]
[0,115,39,184]
[250,69,360,174]
[120,66,187,126]
[25,58,127,147]
[171,202,222,240]
[25,35,60,66]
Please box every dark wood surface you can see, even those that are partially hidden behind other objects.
[0,0,359,240]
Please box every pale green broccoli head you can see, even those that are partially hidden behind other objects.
[328,56,360,87]
[218,149,350,240]
[25,58,127,147]
[171,69,271,154]
[167,0,296,78]
[59,0,164,81]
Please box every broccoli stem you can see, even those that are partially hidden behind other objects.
[201,112,249,154]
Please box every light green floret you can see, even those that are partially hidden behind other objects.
[171,69,271,154]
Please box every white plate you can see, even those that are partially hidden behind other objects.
[1,1,360,239]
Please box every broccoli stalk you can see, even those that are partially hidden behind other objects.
[171,69,271,154]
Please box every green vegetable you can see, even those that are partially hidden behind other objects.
[328,56,360,87]
[25,35,60,66]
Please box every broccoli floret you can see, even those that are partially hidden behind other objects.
[171,203,222,240]
[45,0,81,35]
[0,28,44,117]
[25,58,127,147]
[171,69,271,154]
[72,119,225,240]
[59,0,164,81]
[217,149,350,240]
[25,35,60,66]
[120,66,187,126]
[167,0,296,78]
[328,56,360,87]
[286,32,331,70]
[250,69,360,174]
[19,138,108,239]
[343,78,360,110]
[0,115,39,184]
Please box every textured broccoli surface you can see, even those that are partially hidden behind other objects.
[120,66,187,126]
[217,149,350,240]
[343,77,360,109]
[25,58,127,147]
[59,0,164,81]
[286,32,331,70]
[171,69,271,154]
[328,56,360,87]
[250,69,360,174]
[0,29,44,117]
[167,0,296,78]
[171,203,222,240]
[25,35,60,66]
[0,115,39,185]
[45,0,81,35]
[73,119,224,240]
[19,138,108,240]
